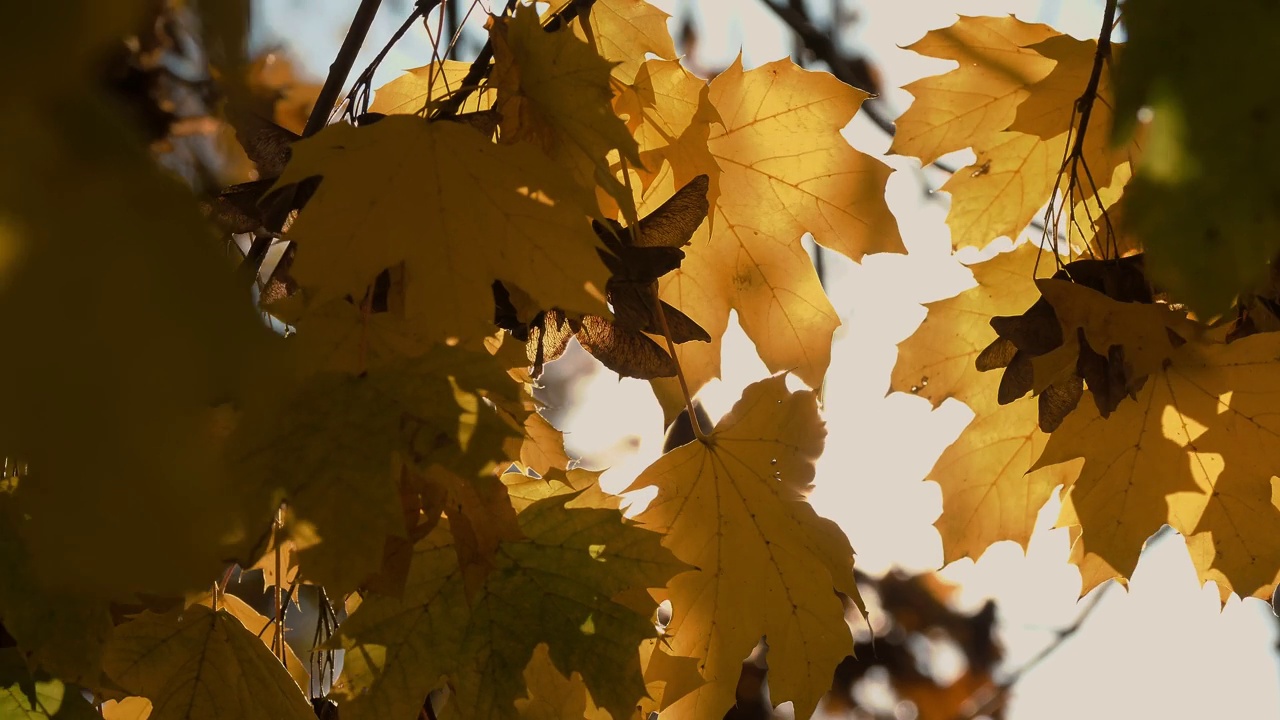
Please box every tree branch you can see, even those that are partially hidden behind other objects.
[1069,0,1119,163]
[957,582,1111,719]
[303,0,385,137]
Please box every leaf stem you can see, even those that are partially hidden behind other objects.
[651,282,708,443]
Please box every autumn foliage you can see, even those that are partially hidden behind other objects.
[2,1,1278,719]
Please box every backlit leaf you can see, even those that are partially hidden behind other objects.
[656,59,902,417]
[332,492,684,720]
[626,376,860,720]
[275,117,611,345]
[102,606,313,720]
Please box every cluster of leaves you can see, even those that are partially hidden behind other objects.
[0,0,896,718]
[891,4,1280,606]
[4,0,1279,719]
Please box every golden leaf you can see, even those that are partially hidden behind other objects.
[275,117,611,345]
[515,644,611,720]
[940,131,1058,250]
[1034,335,1280,601]
[892,244,1057,414]
[891,15,1057,165]
[543,0,677,83]
[102,606,313,720]
[656,59,902,417]
[370,60,494,115]
[625,376,860,720]
[491,5,643,219]
[893,245,1079,561]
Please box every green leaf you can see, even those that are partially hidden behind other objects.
[230,346,526,595]
[332,492,687,720]
[1116,0,1280,313]
[0,98,286,601]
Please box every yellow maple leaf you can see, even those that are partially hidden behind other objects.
[892,244,1056,414]
[543,0,677,83]
[1033,335,1280,601]
[899,18,1133,250]
[624,59,722,207]
[625,376,860,720]
[193,593,311,695]
[941,131,1059,250]
[491,5,643,220]
[102,606,313,720]
[370,60,495,115]
[653,59,902,417]
[892,245,1079,561]
[891,15,1057,165]
[275,117,610,345]
[634,638,704,717]
[929,389,1073,564]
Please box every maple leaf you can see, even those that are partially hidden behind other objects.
[655,58,902,418]
[102,605,314,720]
[940,132,1060,250]
[100,697,152,720]
[898,17,1133,250]
[1034,335,1280,601]
[490,5,643,220]
[625,375,861,720]
[0,648,99,720]
[230,346,526,596]
[189,592,313,694]
[331,493,685,720]
[0,100,287,601]
[635,638,704,717]
[542,0,677,83]
[892,244,1058,414]
[890,15,1057,165]
[275,117,611,346]
[1110,0,1280,314]
[370,60,495,116]
[515,644,611,720]
[892,245,1078,561]
[620,59,722,208]
[502,467,620,512]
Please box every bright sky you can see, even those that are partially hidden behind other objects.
[255,1,1280,717]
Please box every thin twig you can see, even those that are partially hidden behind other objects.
[304,0,385,136]
[1069,0,1119,165]
[344,0,443,119]
[958,582,1111,719]
[430,0,597,119]
[241,0,385,281]
[759,0,878,94]
[430,0,519,119]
